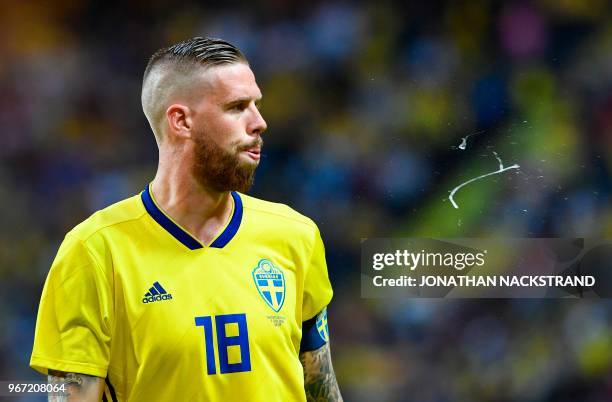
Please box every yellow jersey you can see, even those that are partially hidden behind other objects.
[31,185,333,401]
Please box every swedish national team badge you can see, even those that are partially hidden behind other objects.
[252,259,286,312]
[316,308,329,342]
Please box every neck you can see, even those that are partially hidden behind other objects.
[150,149,234,246]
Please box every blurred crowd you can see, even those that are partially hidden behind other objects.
[1,1,611,401]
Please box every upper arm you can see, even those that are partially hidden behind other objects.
[299,343,343,402]
[30,235,113,378]
[48,370,105,402]
[302,226,333,321]
[299,224,339,401]
[299,308,343,402]
[300,308,329,353]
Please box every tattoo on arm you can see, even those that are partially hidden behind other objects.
[48,370,105,402]
[299,343,343,402]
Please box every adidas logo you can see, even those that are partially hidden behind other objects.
[142,281,173,304]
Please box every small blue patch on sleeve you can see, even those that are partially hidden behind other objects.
[300,308,329,352]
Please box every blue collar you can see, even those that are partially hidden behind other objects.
[141,185,243,250]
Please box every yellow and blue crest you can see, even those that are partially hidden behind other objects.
[316,308,329,342]
[252,259,285,312]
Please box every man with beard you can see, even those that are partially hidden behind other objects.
[31,37,342,402]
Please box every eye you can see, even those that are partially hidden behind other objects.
[229,102,249,112]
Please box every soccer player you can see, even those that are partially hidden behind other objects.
[31,37,342,402]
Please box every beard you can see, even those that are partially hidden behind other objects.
[191,129,262,193]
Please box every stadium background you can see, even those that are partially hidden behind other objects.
[1,1,611,401]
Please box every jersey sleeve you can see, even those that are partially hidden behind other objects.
[30,234,113,378]
[302,226,333,321]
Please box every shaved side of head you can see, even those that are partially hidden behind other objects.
[141,37,248,143]
[141,60,200,142]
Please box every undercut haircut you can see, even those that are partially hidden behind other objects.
[141,37,248,141]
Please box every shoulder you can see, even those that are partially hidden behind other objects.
[238,193,319,234]
[67,193,146,242]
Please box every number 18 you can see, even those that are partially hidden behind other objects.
[195,313,251,375]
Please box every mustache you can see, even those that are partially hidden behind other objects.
[236,138,264,152]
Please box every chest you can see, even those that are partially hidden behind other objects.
[109,245,304,371]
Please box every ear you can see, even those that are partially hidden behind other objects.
[165,104,193,140]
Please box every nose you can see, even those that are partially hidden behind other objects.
[247,104,267,136]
